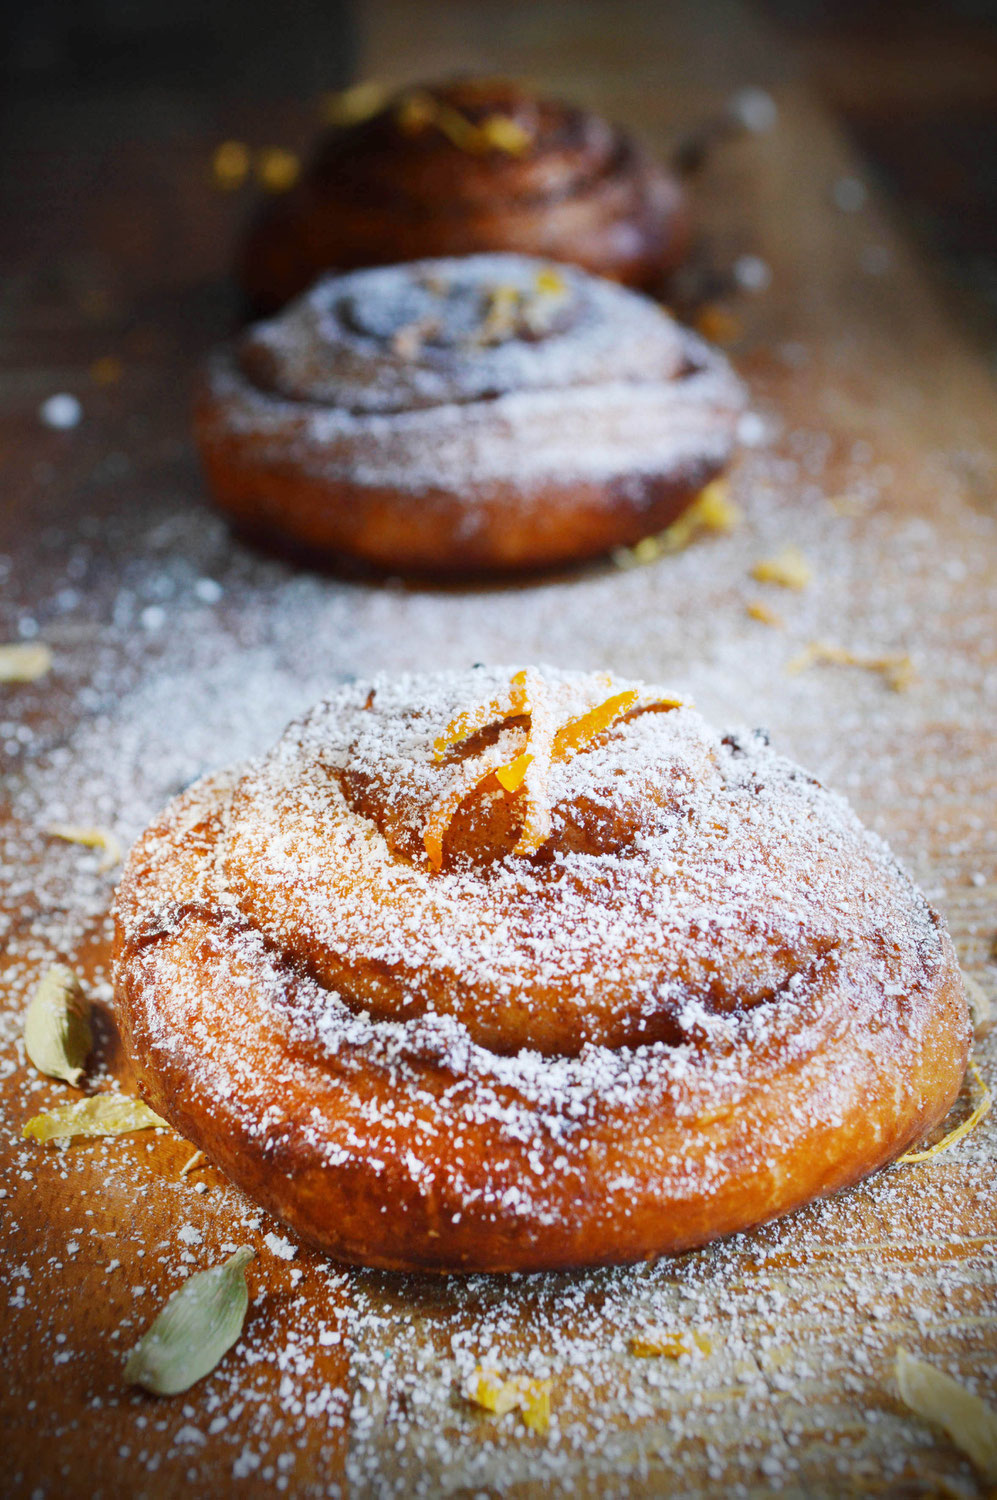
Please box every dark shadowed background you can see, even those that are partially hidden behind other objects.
[1,0,995,367]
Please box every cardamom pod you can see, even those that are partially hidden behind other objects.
[124,1247,255,1395]
[22,1094,167,1142]
[23,964,93,1085]
[896,1348,997,1480]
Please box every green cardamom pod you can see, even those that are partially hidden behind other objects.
[23,964,93,1086]
[22,1094,167,1142]
[123,1247,255,1395]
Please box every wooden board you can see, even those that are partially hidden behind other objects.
[2,2,995,1495]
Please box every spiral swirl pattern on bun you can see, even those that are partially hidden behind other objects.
[196,253,744,574]
[240,77,690,312]
[114,666,969,1272]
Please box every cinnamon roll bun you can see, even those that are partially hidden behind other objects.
[196,253,744,574]
[113,666,969,1273]
[240,77,689,312]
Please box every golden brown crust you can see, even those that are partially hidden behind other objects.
[196,254,744,575]
[113,667,970,1273]
[240,78,690,313]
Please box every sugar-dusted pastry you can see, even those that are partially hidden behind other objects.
[113,666,969,1272]
[240,77,690,312]
[196,253,744,574]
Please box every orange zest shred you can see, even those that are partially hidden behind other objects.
[612,480,742,569]
[466,1367,552,1433]
[424,671,682,868]
[898,1061,992,1164]
[630,1330,713,1359]
[395,90,533,156]
[746,599,784,627]
[787,640,915,692]
[751,544,813,591]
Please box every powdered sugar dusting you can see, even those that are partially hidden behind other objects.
[242,255,688,413]
[110,661,966,1287]
[3,378,995,1496]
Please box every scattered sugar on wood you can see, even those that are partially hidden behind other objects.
[1,324,995,1494]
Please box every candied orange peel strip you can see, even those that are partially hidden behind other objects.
[433,669,529,761]
[495,751,533,793]
[423,742,511,872]
[553,690,639,759]
[424,671,683,868]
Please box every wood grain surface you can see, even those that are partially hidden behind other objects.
[1,2,995,1497]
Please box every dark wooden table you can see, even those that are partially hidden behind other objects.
[2,2,996,1496]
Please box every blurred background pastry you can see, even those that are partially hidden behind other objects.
[198,251,744,574]
[239,76,691,312]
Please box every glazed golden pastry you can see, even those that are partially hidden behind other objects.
[196,253,744,574]
[113,666,969,1273]
[240,77,689,312]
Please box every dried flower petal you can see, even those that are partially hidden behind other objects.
[630,1329,713,1358]
[751,544,813,590]
[23,1094,167,1143]
[896,1349,997,1480]
[0,642,52,683]
[124,1247,255,1395]
[465,1367,552,1434]
[23,964,92,1086]
[47,823,123,872]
